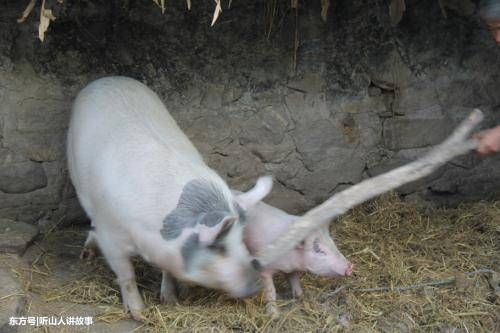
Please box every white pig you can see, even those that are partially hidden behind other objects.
[238,192,354,316]
[67,76,272,320]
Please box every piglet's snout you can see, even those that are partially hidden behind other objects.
[345,262,354,276]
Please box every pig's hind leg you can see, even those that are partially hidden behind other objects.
[80,229,99,260]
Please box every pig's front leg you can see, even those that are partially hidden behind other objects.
[262,272,279,318]
[287,272,303,298]
[100,245,145,320]
[160,271,178,305]
[112,259,145,320]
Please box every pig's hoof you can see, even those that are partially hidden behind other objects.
[160,293,178,305]
[266,303,280,320]
[79,247,97,260]
[130,309,147,322]
[292,289,304,299]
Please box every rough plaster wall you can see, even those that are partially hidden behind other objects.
[0,0,499,225]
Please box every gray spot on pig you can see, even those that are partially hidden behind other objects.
[161,179,236,240]
[181,233,200,267]
[236,203,246,224]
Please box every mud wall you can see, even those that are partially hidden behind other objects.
[0,0,499,224]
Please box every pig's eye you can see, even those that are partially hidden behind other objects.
[313,238,326,255]
[295,240,305,250]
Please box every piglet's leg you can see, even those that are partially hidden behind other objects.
[262,273,279,318]
[100,244,145,320]
[160,271,178,305]
[288,272,303,298]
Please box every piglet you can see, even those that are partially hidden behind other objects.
[239,192,353,317]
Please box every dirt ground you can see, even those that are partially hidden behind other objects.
[0,195,498,332]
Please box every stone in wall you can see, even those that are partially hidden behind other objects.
[0,0,498,227]
[0,60,78,223]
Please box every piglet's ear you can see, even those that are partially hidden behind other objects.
[235,175,273,211]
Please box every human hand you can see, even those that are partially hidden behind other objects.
[474,125,500,156]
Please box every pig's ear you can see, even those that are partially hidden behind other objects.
[234,175,273,211]
[212,216,236,243]
[198,215,237,246]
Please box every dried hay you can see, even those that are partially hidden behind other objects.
[17,0,475,44]
[18,194,500,332]
[18,0,334,43]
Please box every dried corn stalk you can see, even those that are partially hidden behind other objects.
[389,0,406,26]
[17,0,38,23]
[17,0,62,42]
[39,0,56,42]
[211,0,223,26]
[321,0,330,22]
[153,0,166,14]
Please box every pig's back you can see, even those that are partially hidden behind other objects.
[243,200,297,255]
[69,76,201,162]
[67,76,212,227]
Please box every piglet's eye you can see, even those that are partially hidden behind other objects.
[295,240,305,250]
[313,238,326,255]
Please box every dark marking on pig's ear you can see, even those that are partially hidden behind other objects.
[161,179,233,241]
[198,211,227,228]
[235,203,246,224]
[181,233,200,268]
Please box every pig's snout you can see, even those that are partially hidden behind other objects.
[226,263,262,299]
[244,279,261,298]
[231,277,261,299]
[345,262,354,276]
[237,260,263,298]
[233,259,263,298]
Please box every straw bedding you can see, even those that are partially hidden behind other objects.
[14,194,500,332]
